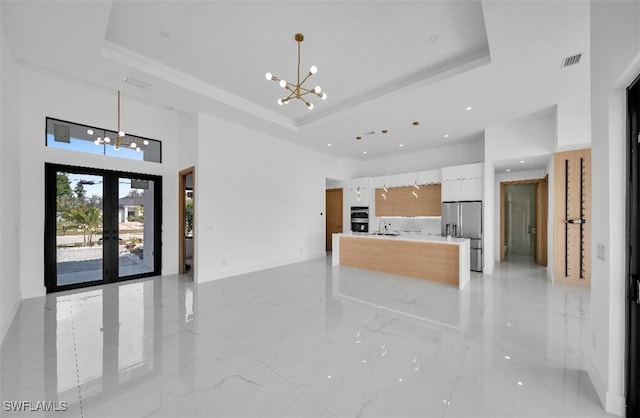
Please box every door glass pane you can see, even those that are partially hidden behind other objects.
[56,172,103,286]
[118,178,154,277]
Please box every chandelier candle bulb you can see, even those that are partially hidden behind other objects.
[104,137,111,143]
[265,72,272,80]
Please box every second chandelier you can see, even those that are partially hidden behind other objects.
[265,33,327,110]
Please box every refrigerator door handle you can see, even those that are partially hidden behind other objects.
[459,203,463,237]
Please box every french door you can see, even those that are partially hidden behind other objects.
[626,75,640,417]
[45,164,162,293]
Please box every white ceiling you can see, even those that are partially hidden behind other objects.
[1,1,589,163]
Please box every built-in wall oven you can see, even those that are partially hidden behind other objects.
[351,206,369,233]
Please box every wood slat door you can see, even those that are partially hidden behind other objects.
[325,188,343,251]
[553,149,591,284]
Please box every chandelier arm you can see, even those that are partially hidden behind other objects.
[299,73,313,86]
[298,90,316,97]
[282,91,296,101]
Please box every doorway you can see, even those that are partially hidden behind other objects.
[499,177,548,265]
[325,188,343,251]
[504,184,536,260]
[179,167,195,274]
[626,73,640,417]
[44,164,162,293]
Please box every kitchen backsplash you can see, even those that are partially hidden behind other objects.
[379,217,441,235]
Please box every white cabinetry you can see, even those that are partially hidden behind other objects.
[441,163,483,201]
[347,177,371,206]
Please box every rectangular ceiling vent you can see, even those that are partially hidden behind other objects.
[561,53,582,68]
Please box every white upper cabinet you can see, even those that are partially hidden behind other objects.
[390,172,417,187]
[348,177,371,206]
[441,163,483,201]
[417,169,441,185]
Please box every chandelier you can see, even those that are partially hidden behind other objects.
[90,91,146,151]
[265,33,327,110]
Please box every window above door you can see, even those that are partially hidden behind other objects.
[45,118,162,163]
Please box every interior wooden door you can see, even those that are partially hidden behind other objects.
[536,175,548,266]
[326,188,343,251]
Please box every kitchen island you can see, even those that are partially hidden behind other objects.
[332,232,470,289]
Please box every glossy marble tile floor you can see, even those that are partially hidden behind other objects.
[1,256,614,417]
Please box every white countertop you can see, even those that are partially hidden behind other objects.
[337,231,469,245]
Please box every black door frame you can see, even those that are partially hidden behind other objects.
[626,74,640,417]
[44,163,162,293]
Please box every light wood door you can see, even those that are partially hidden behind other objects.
[499,178,548,265]
[326,188,343,251]
[536,175,548,266]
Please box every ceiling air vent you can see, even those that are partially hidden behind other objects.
[561,53,582,68]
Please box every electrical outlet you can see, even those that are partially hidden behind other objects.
[597,243,605,261]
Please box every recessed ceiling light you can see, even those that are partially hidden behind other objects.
[465,106,473,111]
[517,381,523,386]
[87,129,94,135]
[381,129,388,134]
[158,30,170,39]
[327,143,332,147]
[412,121,420,126]
[356,136,362,140]
[444,134,449,138]
[506,169,511,172]
[519,160,525,164]
[399,144,404,147]
[363,151,367,154]
[428,34,439,42]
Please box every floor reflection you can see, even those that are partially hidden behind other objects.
[0,258,609,417]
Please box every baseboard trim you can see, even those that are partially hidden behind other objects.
[0,294,21,346]
[21,286,46,299]
[586,357,607,409]
[605,391,625,417]
[197,253,326,284]
[586,357,625,416]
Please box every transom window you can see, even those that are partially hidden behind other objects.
[46,118,162,163]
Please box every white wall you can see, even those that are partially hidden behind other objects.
[195,113,344,283]
[589,2,640,415]
[352,140,484,178]
[557,96,591,150]
[0,2,22,343]
[494,169,547,262]
[17,66,188,298]
[485,116,556,162]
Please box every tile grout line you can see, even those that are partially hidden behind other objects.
[68,300,84,418]
[207,322,339,418]
[441,278,494,418]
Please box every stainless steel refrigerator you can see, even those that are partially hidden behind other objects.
[441,201,483,272]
